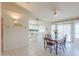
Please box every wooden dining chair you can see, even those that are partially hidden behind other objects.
[44,38,56,53]
[58,34,67,51]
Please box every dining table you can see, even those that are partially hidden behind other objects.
[44,38,59,55]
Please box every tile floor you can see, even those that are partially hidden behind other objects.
[2,32,79,56]
[2,41,79,56]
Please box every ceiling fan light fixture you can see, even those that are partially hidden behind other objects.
[53,8,58,17]
[14,20,18,24]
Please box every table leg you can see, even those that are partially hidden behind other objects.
[44,39,45,49]
[56,41,58,55]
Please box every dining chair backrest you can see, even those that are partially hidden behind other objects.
[44,38,55,46]
[44,37,56,53]
[61,34,67,46]
[45,33,51,39]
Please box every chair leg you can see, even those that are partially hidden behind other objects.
[62,45,67,52]
[65,45,66,49]
[54,45,56,50]
[50,46,52,53]
[45,45,49,50]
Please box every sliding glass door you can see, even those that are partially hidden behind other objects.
[74,22,79,47]
[57,24,64,40]
[51,25,56,40]
[57,24,71,42]
[64,24,71,42]
[74,22,79,39]
[51,24,72,42]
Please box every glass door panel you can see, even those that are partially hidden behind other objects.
[63,24,71,42]
[57,24,71,42]
[51,25,56,40]
[74,23,79,39]
[57,25,64,40]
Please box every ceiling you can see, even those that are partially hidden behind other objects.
[2,2,79,23]
[16,2,79,22]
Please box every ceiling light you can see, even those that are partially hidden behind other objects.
[14,20,18,24]
[36,18,39,21]
[53,8,57,17]
[5,10,22,19]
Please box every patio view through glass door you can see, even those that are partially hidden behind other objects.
[74,22,79,48]
[74,22,79,39]
[51,24,72,42]
[57,24,71,42]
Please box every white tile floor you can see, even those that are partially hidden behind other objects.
[2,41,79,56]
[2,32,79,56]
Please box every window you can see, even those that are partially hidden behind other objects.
[29,20,39,31]
[51,25,56,40]
[63,24,71,42]
[52,24,71,42]
[29,24,38,30]
[75,23,79,38]
[57,24,64,40]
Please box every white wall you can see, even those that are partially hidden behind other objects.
[3,15,29,51]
